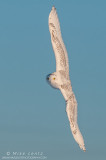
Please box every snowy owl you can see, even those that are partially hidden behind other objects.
[46,6,86,151]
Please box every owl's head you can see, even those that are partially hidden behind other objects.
[46,72,60,89]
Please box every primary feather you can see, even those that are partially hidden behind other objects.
[47,6,86,151]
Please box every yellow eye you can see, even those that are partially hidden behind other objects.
[53,77,55,80]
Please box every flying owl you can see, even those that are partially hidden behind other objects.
[46,6,86,151]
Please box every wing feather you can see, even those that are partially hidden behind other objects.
[66,94,86,151]
[49,7,69,77]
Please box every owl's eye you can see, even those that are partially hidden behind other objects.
[53,77,55,80]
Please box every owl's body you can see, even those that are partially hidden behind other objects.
[46,7,86,151]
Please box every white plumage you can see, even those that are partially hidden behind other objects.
[46,6,86,151]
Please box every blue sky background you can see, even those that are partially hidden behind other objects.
[0,0,106,159]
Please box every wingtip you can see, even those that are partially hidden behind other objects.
[79,144,86,152]
[83,148,86,152]
[52,6,56,10]
[82,146,86,152]
[49,6,56,19]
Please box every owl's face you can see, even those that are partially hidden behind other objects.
[46,72,60,89]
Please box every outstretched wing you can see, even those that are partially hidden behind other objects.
[49,6,69,77]
[66,94,86,151]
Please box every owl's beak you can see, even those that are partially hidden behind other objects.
[46,74,51,81]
